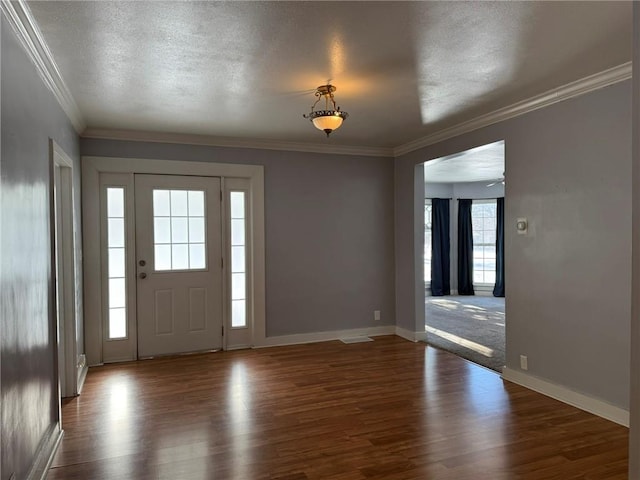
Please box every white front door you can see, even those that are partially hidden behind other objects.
[134,174,223,357]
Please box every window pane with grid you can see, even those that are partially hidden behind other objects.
[230,192,247,327]
[107,187,127,339]
[424,200,432,282]
[153,189,206,271]
[471,200,497,284]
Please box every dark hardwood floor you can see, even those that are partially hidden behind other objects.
[49,336,628,479]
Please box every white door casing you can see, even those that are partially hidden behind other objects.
[83,157,265,365]
[50,140,79,397]
[135,174,223,357]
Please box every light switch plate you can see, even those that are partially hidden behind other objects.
[516,217,528,235]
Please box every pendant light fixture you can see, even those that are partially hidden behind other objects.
[303,84,349,137]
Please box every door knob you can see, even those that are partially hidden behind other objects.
[139,272,147,279]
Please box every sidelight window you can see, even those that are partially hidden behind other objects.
[230,191,247,328]
[107,187,127,339]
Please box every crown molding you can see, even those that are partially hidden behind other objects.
[1,0,85,133]
[393,62,632,157]
[81,128,395,158]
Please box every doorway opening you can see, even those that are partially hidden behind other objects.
[423,140,505,372]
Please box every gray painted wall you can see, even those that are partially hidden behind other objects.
[80,139,396,337]
[1,16,80,480]
[424,181,504,199]
[423,182,452,199]
[453,181,504,200]
[396,81,632,409]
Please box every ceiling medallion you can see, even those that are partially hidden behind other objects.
[303,84,349,138]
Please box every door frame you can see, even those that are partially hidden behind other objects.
[50,140,81,396]
[82,156,266,365]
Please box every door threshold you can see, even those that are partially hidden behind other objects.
[138,348,222,360]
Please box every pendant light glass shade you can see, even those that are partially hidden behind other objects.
[303,85,349,137]
[309,110,347,136]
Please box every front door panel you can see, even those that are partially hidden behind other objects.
[134,174,222,357]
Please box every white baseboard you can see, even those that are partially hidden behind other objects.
[226,344,252,351]
[77,363,89,394]
[395,327,428,342]
[473,289,494,297]
[255,325,396,348]
[502,367,629,427]
[26,422,63,480]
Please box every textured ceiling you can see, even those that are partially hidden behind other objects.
[424,141,504,183]
[26,1,632,149]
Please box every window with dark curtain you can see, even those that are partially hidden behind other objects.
[430,198,450,296]
[493,197,505,297]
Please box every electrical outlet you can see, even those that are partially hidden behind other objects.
[374,310,381,321]
[520,355,528,371]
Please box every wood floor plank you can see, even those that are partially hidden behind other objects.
[48,336,628,479]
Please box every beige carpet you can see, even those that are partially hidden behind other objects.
[425,295,505,372]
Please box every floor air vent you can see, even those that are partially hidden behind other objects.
[340,337,373,344]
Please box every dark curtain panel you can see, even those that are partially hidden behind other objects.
[430,198,450,296]
[457,199,475,295]
[493,197,505,297]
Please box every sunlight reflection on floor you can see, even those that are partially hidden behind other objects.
[463,305,487,312]
[430,299,459,310]
[425,325,494,357]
